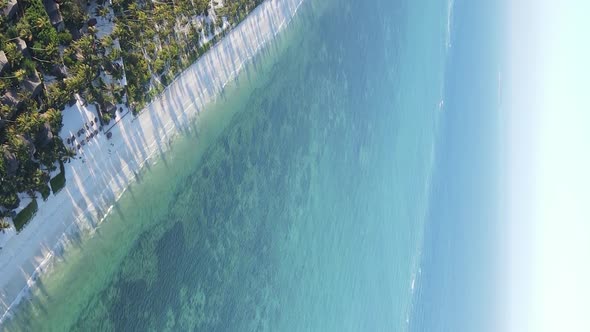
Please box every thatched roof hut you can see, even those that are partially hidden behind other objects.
[42,0,64,31]
[22,71,43,98]
[50,64,68,78]
[14,38,29,58]
[37,123,54,147]
[1,0,17,19]
[16,135,36,158]
[2,149,19,176]
[0,51,8,74]
[1,90,20,111]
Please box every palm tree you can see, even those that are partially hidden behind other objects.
[88,26,98,37]
[0,218,11,232]
[44,108,63,132]
[30,169,46,191]
[4,43,23,67]
[97,6,110,18]
[105,81,122,97]
[100,35,114,49]
[35,17,47,29]
[60,147,77,163]
[16,21,33,42]
[0,69,26,81]
[16,112,42,135]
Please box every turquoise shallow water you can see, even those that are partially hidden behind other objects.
[5,0,456,330]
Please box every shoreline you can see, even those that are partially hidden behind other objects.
[0,0,306,324]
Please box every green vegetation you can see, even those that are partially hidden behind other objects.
[13,198,38,232]
[112,0,264,111]
[1,0,71,217]
[49,161,66,194]
[0,217,10,230]
[1,0,263,217]
[39,183,50,200]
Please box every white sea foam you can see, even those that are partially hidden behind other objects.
[446,0,455,50]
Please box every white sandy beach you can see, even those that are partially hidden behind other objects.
[0,0,305,322]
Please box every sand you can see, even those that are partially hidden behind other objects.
[0,0,306,322]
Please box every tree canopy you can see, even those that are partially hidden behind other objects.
[1,0,263,217]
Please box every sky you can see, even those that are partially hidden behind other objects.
[505,0,590,331]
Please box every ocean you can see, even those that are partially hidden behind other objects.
[4,0,501,330]
[409,1,503,331]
